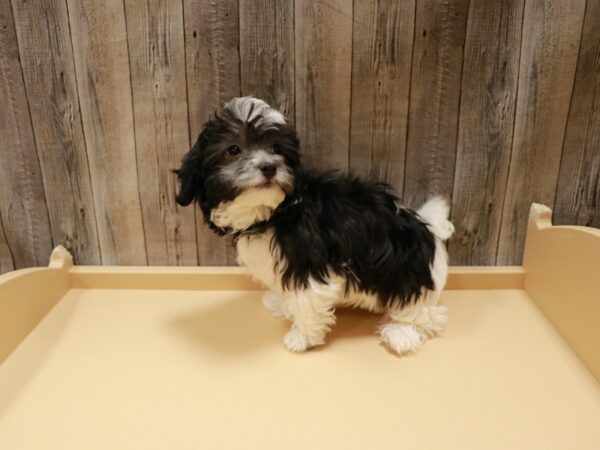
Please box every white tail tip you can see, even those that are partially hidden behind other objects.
[417,197,455,241]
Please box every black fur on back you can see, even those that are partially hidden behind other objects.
[242,171,437,308]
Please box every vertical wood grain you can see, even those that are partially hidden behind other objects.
[183,0,240,265]
[3,0,600,269]
[239,0,295,120]
[11,0,101,265]
[403,0,469,206]
[498,0,586,264]
[348,0,415,193]
[66,0,147,265]
[125,0,198,266]
[295,0,352,170]
[554,0,600,229]
[0,1,53,269]
[448,0,524,265]
[0,214,15,274]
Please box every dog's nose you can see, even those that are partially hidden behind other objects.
[260,164,277,179]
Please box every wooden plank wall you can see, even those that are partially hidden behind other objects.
[184,0,240,265]
[349,0,413,192]
[0,0,598,272]
[448,0,525,264]
[296,0,352,170]
[0,0,53,270]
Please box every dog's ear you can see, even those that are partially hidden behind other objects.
[175,134,206,206]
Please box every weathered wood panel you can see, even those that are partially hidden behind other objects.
[0,1,53,269]
[403,0,468,206]
[295,0,352,170]
[239,0,295,120]
[0,214,15,274]
[66,0,147,265]
[184,0,240,265]
[11,0,101,265]
[448,0,524,265]
[498,0,586,264]
[554,0,600,229]
[349,0,415,193]
[1,0,600,269]
[125,0,198,266]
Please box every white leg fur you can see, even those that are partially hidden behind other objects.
[379,239,448,354]
[237,227,340,352]
[378,197,454,354]
[379,234,451,354]
[282,279,340,352]
[262,291,290,319]
[379,300,448,354]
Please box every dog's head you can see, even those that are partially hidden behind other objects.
[175,97,302,233]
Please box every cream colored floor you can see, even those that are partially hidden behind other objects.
[0,289,599,450]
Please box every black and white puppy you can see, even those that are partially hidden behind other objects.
[176,97,455,354]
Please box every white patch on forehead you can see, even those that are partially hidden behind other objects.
[224,96,286,126]
[210,186,285,231]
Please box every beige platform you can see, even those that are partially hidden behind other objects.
[1,204,599,449]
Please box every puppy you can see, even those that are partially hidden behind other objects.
[176,97,455,354]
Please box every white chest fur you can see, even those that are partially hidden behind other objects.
[210,187,285,231]
[236,230,281,290]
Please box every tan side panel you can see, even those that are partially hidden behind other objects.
[69,266,262,291]
[0,247,71,363]
[445,267,525,290]
[68,265,524,291]
[523,204,600,381]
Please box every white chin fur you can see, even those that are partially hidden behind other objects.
[210,186,285,231]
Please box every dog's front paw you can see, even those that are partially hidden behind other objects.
[379,323,424,355]
[283,328,312,352]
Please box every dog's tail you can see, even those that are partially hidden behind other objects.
[417,197,455,241]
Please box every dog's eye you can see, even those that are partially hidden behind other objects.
[273,144,281,154]
[227,145,241,156]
